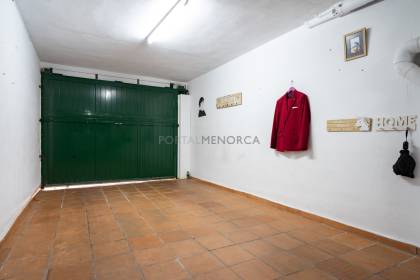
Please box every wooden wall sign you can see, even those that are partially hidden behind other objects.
[375,115,417,131]
[327,118,372,132]
[216,92,242,109]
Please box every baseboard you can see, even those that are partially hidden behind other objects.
[192,177,419,255]
[0,185,41,246]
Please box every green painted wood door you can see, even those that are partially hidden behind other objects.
[41,72,178,186]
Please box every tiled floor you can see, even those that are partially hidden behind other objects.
[0,179,419,280]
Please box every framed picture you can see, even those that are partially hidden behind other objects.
[344,28,367,61]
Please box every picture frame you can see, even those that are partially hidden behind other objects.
[344,28,367,61]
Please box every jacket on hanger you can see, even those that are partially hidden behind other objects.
[270,90,311,152]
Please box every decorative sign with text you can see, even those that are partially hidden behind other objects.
[216,92,242,109]
[375,115,417,131]
[327,118,372,132]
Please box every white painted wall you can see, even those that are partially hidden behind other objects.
[0,0,41,240]
[178,94,191,179]
[189,0,420,247]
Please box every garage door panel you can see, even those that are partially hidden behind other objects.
[45,121,95,185]
[44,78,96,117]
[41,72,178,186]
[95,123,138,181]
[139,125,177,178]
[139,88,178,121]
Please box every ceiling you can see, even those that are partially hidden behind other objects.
[17,0,337,82]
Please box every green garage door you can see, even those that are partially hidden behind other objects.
[41,72,178,186]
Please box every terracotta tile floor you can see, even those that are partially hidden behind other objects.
[0,179,419,280]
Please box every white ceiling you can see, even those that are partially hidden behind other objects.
[17,0,337,82]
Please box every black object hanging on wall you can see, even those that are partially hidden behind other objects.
[393,129,416,178]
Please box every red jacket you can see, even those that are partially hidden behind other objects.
[270,90,310,152]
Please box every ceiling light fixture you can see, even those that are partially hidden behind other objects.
[305,0,376,28]
[146,0,189,44]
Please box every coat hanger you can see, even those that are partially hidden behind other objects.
[287,80,296,97]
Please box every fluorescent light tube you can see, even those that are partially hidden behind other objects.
[146,0,189,44]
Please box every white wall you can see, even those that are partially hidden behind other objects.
[189,0,420,247]
[178,94,191,179]
[0,0,41,240]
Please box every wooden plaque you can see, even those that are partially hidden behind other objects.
[327,118,372,132]
[216,92,242,109]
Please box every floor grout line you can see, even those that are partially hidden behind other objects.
[84,189,98,280]
[103,186,145,280]
[43,189,66,280]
